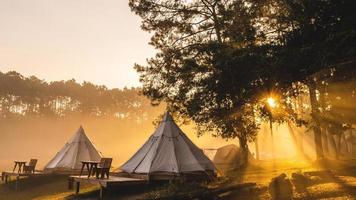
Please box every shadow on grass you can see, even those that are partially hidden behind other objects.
[223,159,356,200]
[216,185,269,200]
[293,159,356,200]
[0,174,72,200]
[295,188,355,200]
[65,183,165,200]
[3,174,68,190]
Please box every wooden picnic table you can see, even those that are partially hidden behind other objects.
[79,161,100,178]
[13,161,26,173]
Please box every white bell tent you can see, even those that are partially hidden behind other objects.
[44,126,102,172]
[120,112,215,179]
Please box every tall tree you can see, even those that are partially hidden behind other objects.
[131,0,356,161]
[130,0,276,163]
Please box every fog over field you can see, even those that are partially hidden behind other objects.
[0,71,350,173]
[0,116,236,171]
[0,115,319,172]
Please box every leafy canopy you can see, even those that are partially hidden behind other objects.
[131,0,356,141]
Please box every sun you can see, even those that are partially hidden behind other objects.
[267,97,277,108]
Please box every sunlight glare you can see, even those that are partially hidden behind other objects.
[267,97,277,108]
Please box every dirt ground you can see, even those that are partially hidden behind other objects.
[0,159,355,200]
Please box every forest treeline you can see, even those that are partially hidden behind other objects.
[0,71,163,122]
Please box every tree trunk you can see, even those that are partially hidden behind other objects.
[255,137,260,160]
[336,134,341,155]
[341,132,349,155]
[321,126,329,155]
[308,82,324,160]
[210,3,222,43]
[327,128,339,159]
[294,96,306,156]
[319,85,329,155]
[239,136,249,166]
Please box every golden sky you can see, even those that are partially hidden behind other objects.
[0,0,154,88]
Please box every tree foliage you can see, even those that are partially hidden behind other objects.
[131,0,356,161]
[0,71,163,123]
[131,0,270,147]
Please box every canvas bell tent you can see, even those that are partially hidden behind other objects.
[120,112,216,180]
[44,126,102,172]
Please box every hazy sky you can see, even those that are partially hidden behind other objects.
[0,0,154,88]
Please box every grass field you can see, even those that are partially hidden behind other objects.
[223,159,356,200]
[0,159,355,200]
[0,175,95,200]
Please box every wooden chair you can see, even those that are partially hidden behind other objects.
[94,158,112,179]
[23,159,37,173]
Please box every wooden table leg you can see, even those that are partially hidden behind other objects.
[92,164,97,177]
[18,163,22,173]
[95,169,99,179]
[79,163,85,177]
[13,163,18,172]
[75,181,80,194]
[85,163,90,176]
[4,174,8,184]
[88,164,94,178]
[101,170,105,179]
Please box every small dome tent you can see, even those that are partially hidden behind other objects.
[213,144,255,172]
